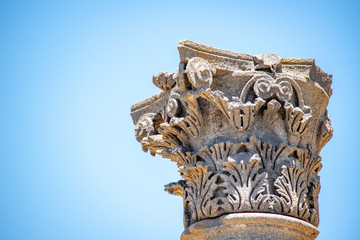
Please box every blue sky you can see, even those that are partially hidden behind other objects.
[0,1,359,239]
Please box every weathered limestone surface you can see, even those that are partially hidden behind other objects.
[181,213,319,240]
[131,40,333,239]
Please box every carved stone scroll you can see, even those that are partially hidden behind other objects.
[131,40,332,240]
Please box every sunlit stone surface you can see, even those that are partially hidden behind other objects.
[131,40,333,239]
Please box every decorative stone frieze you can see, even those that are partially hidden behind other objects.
[131,40,332,239]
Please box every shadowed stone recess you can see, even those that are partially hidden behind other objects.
[131,40,333,240]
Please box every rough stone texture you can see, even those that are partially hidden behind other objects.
[131,40,332,239]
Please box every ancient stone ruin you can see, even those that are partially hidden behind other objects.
[131,40,333,240]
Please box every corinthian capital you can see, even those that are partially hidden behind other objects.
[131,40,332,240]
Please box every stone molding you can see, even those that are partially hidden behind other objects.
[131,40,332,238]
[181,213,319,240]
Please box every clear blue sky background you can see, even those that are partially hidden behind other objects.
[0,1,359,239]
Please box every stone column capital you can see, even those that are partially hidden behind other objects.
[131,40,332,239]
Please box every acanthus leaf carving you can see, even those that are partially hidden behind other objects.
[247,136,295,177]
[262,99,282,125]
[197,141,249,171]
[274,166,310,221]
[295,149,322,184]
[181,164,224,223]
[294,149,321,226]
[285,102,312,146]
[158,125,186,149]
[176,94,203,138]
[258,194,283,213]
[171,150,197,167]
[164,180,187,197]
[141,134,167,156]
[222,155,268,212]
[161,92,203,147]
[201,89,265,132]
[309,181,321,227]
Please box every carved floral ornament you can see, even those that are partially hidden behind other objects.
[131,40,332,231]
